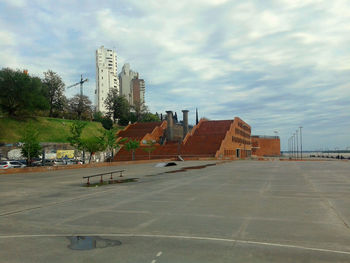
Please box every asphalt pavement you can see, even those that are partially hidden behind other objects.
[1,160,350,262]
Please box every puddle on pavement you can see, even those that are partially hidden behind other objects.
[67,236,122,250]
[165,163,217,174]
[84,178,138,187]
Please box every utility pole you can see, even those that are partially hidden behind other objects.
[293,133,296,159]
[289,137,291,158]
[299,126,303,160]
[288,137,292,159]
[296,130,299,159]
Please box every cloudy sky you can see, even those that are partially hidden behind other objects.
[1,0,350,151]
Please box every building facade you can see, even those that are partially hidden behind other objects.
[251,135,280,157]
[119,63,145,107]
[95,46,119,113]
[216,117,252,159]
[131,77,145,105]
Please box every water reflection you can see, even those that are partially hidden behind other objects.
[67,236,122,250]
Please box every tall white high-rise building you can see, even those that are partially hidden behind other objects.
[95,46,119,113]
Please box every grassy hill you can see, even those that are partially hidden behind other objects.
[0,117,108,143]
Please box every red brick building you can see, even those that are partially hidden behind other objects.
[114,116,253,161]
[114,110,280,161]
[251,136,281,157]
[131,77,145,105]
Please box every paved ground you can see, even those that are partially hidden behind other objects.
[1,160,350,262]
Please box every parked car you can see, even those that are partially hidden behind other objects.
[53,159,66,166]
[0,161,27,169]
[65,159,83,165]
[17,159,27,165]
[43,159,55,166]
[32,160,43,166]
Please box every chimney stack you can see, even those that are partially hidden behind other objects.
[166,111,174,141]
[182,110,189,139]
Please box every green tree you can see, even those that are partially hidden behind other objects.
[104,90,130,124]
[132,101,148,122]
[141,112,161,122]
[124,139,140,161]
[92,111,113,129]
[0,68,49,116]
[67,121,87,151]
[20,123,42,166]
[101,128,126,161]
[68,121,112,164]
[93,111,104,122]
[101,117,113,130]
[81,137,106,163]
[128,112,138,124]
[42,70,66,117]
[67,94,93,120]
[142,140,156,160]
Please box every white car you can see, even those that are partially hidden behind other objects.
[0,161,27,169]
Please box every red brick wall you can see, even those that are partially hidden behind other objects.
[216,117,252,159]
[251,137,280,157]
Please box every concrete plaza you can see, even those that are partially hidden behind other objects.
[1,160,350,262]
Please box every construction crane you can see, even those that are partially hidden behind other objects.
[67,74,88,98]
[67,75,89,120]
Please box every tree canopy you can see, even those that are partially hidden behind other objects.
[67,94,93,120]
[124,139,140,160]
[104,90,130,125]
[67,121,87,151]
[0,68,49,116]
[42,70,66,117]
[0,67,160,125]
[20,123,42,165]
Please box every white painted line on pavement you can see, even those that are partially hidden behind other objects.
[0,233,350,256]
[156,251,162,257]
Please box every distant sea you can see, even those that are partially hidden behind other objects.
[281,151,350,159]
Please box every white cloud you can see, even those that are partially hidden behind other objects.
[0,30,15,46]
[1,0,26,8]
[0,0,350,150]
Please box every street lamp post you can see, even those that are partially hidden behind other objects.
[292,133,295,158]
[288,137,290,158]
[296,130,299,159]
[299,126,303,160]
[294,134,297,159]
[288,138,290,159]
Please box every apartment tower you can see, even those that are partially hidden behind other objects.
[95,46,119,113]
[119,63,145,107]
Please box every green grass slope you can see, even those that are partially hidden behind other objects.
[0,117,105,143]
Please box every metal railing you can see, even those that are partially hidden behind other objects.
[83,169,126,185]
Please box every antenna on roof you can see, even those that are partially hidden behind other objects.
[196,108,199,125]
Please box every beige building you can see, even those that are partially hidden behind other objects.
[119,63,145,106]
[95,46,119,113]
